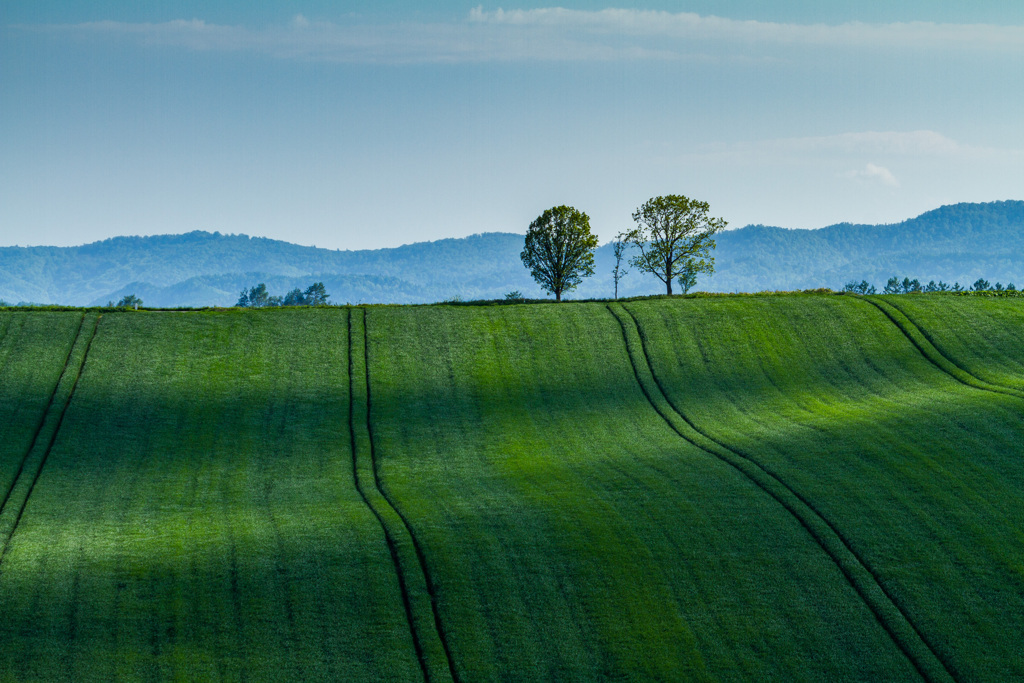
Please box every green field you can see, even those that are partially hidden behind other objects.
[0,295,1021,681]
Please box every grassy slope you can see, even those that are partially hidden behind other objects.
[0,310,421,681]
[626,295,1024,680]
[0,298,1020,680]
[880,295,1024,392]
[367,303,916,681]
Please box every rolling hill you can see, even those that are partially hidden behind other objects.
[0,294,1022,680]
[0,201,1022,306]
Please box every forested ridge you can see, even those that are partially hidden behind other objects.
[1,201,1021,306]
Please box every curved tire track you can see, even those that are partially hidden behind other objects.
[608,303,956,683]
[0,313,100,570]
[349,308,457,683]
[860,296,1024,402]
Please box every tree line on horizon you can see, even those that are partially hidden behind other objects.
[236,282,330,307]
[844,277,1020,296]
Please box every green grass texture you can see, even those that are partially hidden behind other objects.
[0,296,1021,681]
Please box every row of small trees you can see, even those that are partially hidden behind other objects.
[520,194,727,301]
[237,282,330,307]
[844,277,1019,295]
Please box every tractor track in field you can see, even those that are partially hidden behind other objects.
[0,313,100,571]
[0,314,84,521]
[0,314,86,526]
[860,296,1024,402]
[608,303,957,683]
[349,308,458,683]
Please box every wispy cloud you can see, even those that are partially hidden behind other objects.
[844,163,900,187]
[15,8,1024,64]
[15,15,683,63]
[468,7,1024,51]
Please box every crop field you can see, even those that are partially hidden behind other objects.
[0,296,1021,681]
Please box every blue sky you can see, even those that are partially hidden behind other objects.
[2,2,1022,249]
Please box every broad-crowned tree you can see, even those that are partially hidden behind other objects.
[521,205,598,302]
[619,195,726,296]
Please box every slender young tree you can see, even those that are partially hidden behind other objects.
[676,262,699,294]
[619,195,726,295]
[521,205,599,301]
[612,239,629,299]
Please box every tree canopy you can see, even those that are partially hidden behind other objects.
[619,195,726,295]
[520,205,599,301]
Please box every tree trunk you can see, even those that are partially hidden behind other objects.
[666,278,673,296]
[556,290,562,302]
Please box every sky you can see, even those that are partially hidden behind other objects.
[1,2,1022,250]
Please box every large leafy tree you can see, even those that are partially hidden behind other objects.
[619,195,726,295]
[521,205,599,301]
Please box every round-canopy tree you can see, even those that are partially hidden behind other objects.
[619,194,727,295]
[521,205,599,301]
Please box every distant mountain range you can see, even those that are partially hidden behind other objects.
[1,201,1022,306]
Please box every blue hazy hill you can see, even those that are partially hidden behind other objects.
[1,201,1021,306]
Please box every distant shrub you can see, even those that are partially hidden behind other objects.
[843,280,876,295]
[116,294,143,309]
[505,291,524,301]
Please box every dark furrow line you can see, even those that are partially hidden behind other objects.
[0,313,86,520]
[0,313,99,568]
[65,541,83,674]
[860,296,1024,401]
[362,309,461,683]
[882,296,1024,394]
[608,304,956,683]
[348,310,431,683]
[225,532,249,683]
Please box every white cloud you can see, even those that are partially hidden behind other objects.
[845,163,900,187]
[16,9,1024,64]
[467,7,1024,51]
